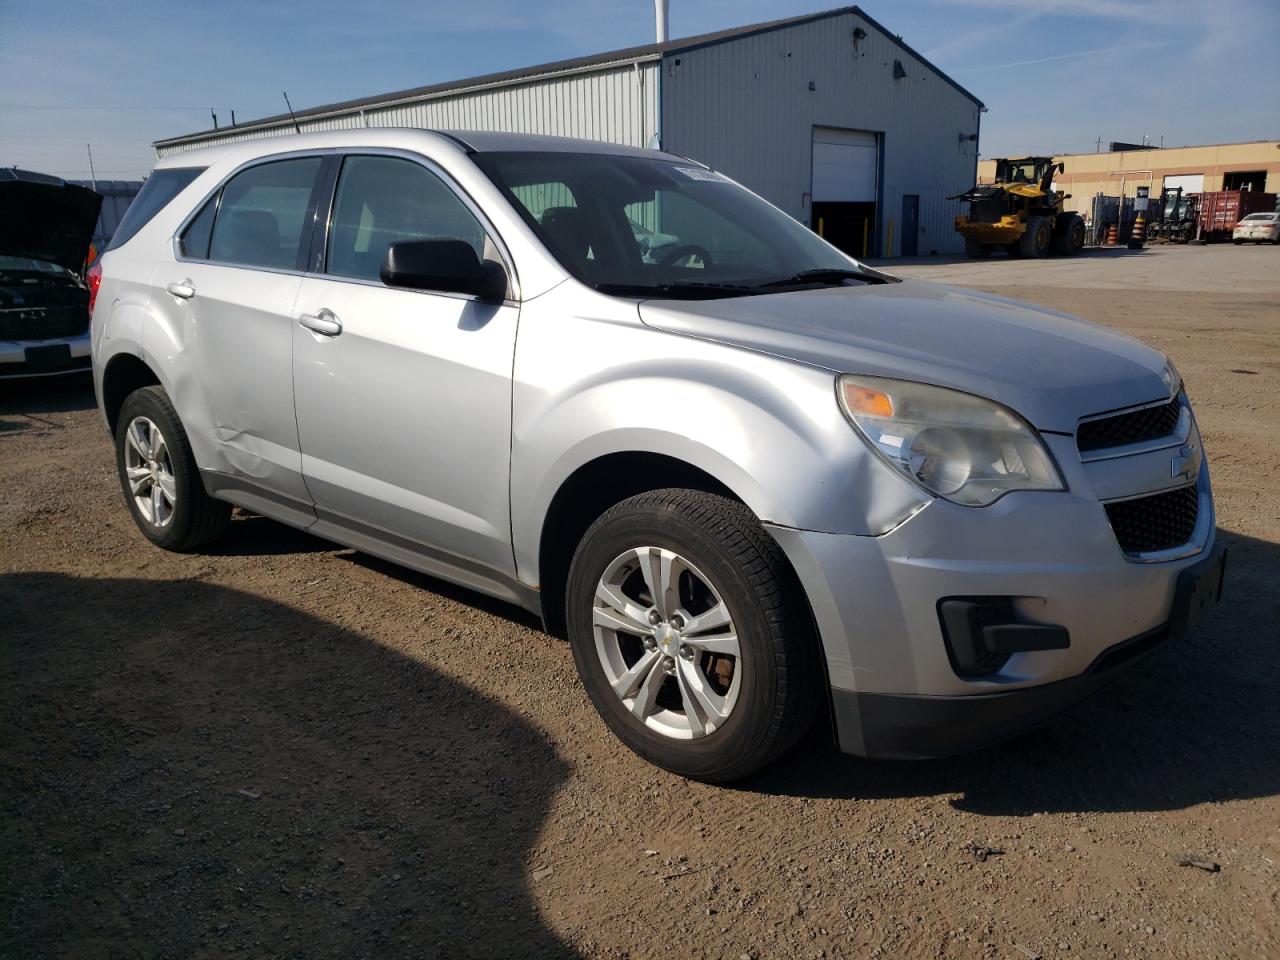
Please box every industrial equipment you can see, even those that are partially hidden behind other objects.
[950,157,1086,259]
[1146,187,1199,243]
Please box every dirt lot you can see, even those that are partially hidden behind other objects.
[2,244,1278,959]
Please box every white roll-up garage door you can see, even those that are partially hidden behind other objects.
[811,128,878,202]
[1162,174,1204,194]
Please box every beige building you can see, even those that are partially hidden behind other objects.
[977,140,1280,213]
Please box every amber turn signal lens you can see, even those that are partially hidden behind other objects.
[841,382,894,418]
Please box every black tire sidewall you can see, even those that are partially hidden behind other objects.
[566,498,788,780]
[1070,217,1085,253]
[1033,219,1051,256]
[115,388,202,550]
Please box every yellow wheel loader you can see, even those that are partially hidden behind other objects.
[950,157,1085,259]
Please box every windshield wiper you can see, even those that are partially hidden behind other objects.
[594,280,760,299]
[756,267,893,288]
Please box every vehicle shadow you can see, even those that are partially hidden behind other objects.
[0,572,576,959]
[746,527,1280,816]
[208,511,336,557]
[0,374,96,435]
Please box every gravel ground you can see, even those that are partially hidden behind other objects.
[2,244,1278,959]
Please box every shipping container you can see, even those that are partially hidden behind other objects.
[1196,190,1279,241]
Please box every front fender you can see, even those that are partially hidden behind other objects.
[509,288,927,585]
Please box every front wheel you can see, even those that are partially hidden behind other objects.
[565,490,820,782]
[115,385,230,551]
[1019,216,1052,258]
[1052,215,1086,256]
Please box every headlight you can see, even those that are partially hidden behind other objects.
[838,374,1064,506]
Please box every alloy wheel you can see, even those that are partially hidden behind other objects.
[123,415,177,528]
[592,546,742,739]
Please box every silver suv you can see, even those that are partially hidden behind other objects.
[93,130,1224,781]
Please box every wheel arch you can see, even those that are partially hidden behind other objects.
[101,352,162,434]
[536,450,742,639]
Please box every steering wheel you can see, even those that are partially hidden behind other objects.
[658,244,714,269]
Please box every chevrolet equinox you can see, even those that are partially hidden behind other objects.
[92,130,1225,781]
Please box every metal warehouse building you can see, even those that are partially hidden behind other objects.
[155,6,983,258]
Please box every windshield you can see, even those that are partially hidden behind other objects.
[1242,213,1277,222]
[474,151,882,297]
[996,159,1043,184]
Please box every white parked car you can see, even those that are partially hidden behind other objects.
[1232,212,1280,244]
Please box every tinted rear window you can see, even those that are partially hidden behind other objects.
[106,167,205,251]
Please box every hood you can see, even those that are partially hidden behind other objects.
[0,172,103,273]
[639,280,1173,433]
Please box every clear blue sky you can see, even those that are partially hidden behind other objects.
[2,0,1277,180]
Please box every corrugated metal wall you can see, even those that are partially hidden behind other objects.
[155,62,659,158]
[659,11,982,256]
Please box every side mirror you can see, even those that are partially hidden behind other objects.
[380,239,508,302]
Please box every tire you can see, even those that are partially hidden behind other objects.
[1233,239,1243,245]
[1019,216,1052,258]
[565,489,820,782]
[1052,215,1086,256]
[115,385,230,552]
[964,239,992,259]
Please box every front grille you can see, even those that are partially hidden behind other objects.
[1077,395,1182,453]
[1104,484,1199,555]
[0,308,89,341]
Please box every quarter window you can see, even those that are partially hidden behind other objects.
[326,156,486,282]
[107,167,205,252]
[180,196,217,259]
[207,158,322,270]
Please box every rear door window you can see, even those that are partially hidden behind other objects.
[207,158,322,271]
[106,167,205,251]
[325,155,486,282]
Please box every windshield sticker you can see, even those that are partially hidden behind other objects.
[674,167,729,183]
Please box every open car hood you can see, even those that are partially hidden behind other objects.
[0,170,102,273]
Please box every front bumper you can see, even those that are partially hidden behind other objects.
[0,331,92,379]
[829,543,1225,758]
[768,440,1219,758]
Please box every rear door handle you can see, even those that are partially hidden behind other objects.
[165,280,195,300]
[298,309,342,337]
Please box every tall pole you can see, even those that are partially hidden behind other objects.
[655,0,669,42]
[86,143,98,190]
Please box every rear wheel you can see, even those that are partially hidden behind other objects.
[1019,216,1052,258]
[115,386,230,551]
[964,239,992,259]
[565,489,820,782]
[1052,215,1086,256]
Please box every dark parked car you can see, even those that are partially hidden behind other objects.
[1,168,102,379]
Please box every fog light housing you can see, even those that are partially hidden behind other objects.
[938,598,1070,678]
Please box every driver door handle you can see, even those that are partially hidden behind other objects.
[298,309,342,337]
[165,280,196,300]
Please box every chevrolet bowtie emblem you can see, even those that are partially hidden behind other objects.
[1171,444,1198,482]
